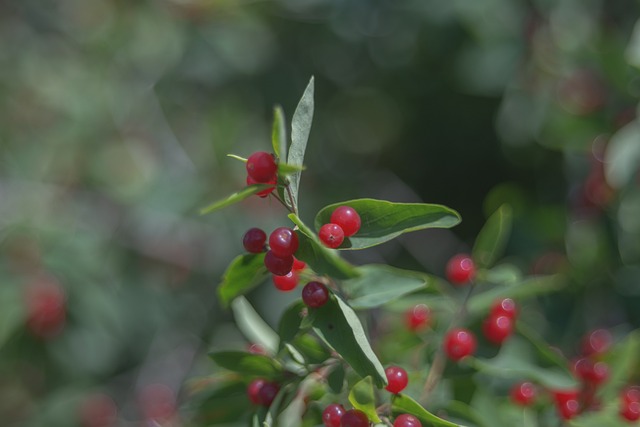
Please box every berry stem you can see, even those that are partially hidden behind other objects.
[284,183,299,216]
[271,189,295,214]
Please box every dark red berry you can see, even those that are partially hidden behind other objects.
[405,304,431,331]
[511,382,536,406]
[393,414,422,427]
[25,280,66,339]
[319,223,345,249]
[79,394,118,427]
[243,228,267,253]
[269,227,299,258]
[246,175,277,198]
[482,315,514,345]
[292,256,306,271]
[302,281,329,308]
[581,328,612,356]
[444,328,477,361]
[322,404,345,427]
[490,298,517,320]
[246,151,277,183]
[445,254,475,285]
[257,381,280,407]
[340,409,369,427]
[247,379,266,405]
[272,271,299,292]
[621,400,640,422]
[330,206,361,237]
[264,251,294,276]
[385,366,409,394]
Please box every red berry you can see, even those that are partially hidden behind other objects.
[79,394,118,427]
[247,379,266,405]
[552,389,580,405]
[394,414,422,427]
[622,386,640,404]
[510,382,536,406]
[292,256,306,271]
[264,251,294,276]
[257,381,280,407]
[445,254,476,285]
[319,223,345,249]
[330,206,361,237]
[482,315,514,345]
[586,361,609,385]
[246,151,277,183]
[246,175,277,198]
[557,398,580,420]
[139,384,176,422]
[243,228,267,253]
[385,366,409,394]
[489,298,517,320]
[322,404,345,427]
[272,271,299,292]
[621,400,640,422]
[302,281,329,308]
[581,328,612,356]
[405,304,431,331]
[340,409,369,427]
[269,227,299,258]
[25,280,66,339]
[444,328,477,361]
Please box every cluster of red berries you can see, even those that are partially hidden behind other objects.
[243,226,301,276]
[318,206,361,249]
[322,405,421,427]
[247,378,280,407]
[245,151,277,197]
[482,297,516,345]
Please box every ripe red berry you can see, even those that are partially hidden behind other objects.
[385,366,409,394]
[257,381,280,407]
[586,361,609,385]
[622,386,640,405]
[405,304,431,331]
[322,404,345,427]
[552,389,580,405]
[489,298,517,320]
[444,328,477,361]
[264,251,294,276]
[79,394,118,427]
[25,280,66,339]
[243,228,267,253]
[247,379,266,405]
[340,409,369,427]
[302,281,329,308]
[330,206,361,237]
[272,271,299,291]
[269,227,299,258]
[482,315,514,345]
[246,151,277,183]
[393,414,422,427]
[557,398,580,420]
[319,223,345,249]
[445,254,476,285]
[581,328,612,356]
[510,382,536,406]
[292,256,306,271]
[246,175,277,198]
[621,400,640,422]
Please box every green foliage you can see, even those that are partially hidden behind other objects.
[472,204,512,268]
[217,253,268,306]
[208,352,283,378]
[348,377,381,422]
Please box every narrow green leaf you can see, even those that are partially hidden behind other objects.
[217,253,268,307]
[209,351,283,378]
[472,204,512,268]
[192,380,250,425]
[348,377,381,423]
[286,76,315,210]
[200,185,273,215]
[327,364,345,393]
[599,331,640,400]
[227,154,248,163]
[289,214,359,280]
[476,263,522,286]
[291,334,331,364]
[312,295,387,388]
[278,163,306,175]
[517,322,571,368]
[392,394,465,427]
[0,286,25,349]
[272,105,287,160]
[278,379,317,427]
[231,297,279,354]
[342,264,431,309]
[605,120,640,189]
[278,301,307,345]
[314,199,461,250]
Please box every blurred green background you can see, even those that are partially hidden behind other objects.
[1,0,639,426]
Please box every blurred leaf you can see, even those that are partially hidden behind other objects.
[472,204,512,268]
[286,76,314,210]
[626,19,640,69]
[314,199,461,250]
[209,351,283,378]
[231,297,279,354]
[477,263,522,286]
[277,379,316,427]
[605,120,640,189]
[392,394,464,427]
[200,185,274,215]
[517,322,570,369]
[312,295,387,388]
[599,330,640,400]
[348,376,381,423]
[272,105,287,160]
[570,402,630,427]
[218,253,268,307]
[328,364,345,393]
[192,380,250,424]
[278,163,306,175]
[0,286,25,349]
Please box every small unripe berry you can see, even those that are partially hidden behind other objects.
[510,382,536,406]
[272,271,299,292]
[385,366,409,394]
[445,254,476,285]
[319,223,345,249]
[264,251,294,276]
[269,227,299,258]
[246,151,277,183]
[330,206,361,237]
[444,328,477,361]
[243,228,267,253]
[302,281,329,308]
[322,404,345,427]
[393,414,422,427]
[482,315,514,345]
[405,304,431,331]
[340,409,369,427]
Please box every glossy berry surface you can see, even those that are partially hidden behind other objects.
[247,379,266,405]
[322,404,345,427]
[340,409,369,427]
[581,328,612,356]
[405,304,431,331]
[246,175,277,198]
[490,298,517,320]
[257,381,280,407]
[445,254,476,285]
[243,228,267,253]
[482,315,513,345]
[264,251,294,276]
[621,400,640,422]
[272,271,299,292]
[444,328,477,361]
[393,414,422,427]
[25,281,66,339]
[385,366,409,394]
[302,281,329,308]
[511,382,536,406]
[269,227,299,258]
[330,206,361,237]
[246,151,277,183]
[319,223,345,249]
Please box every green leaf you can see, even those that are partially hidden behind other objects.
[348,376,381,423]
[231,297,279,354]
[291,334,331,364]
[476,263,522,286]
[286,76,315,210]
[599,331,640,400]
[200,185,274,215]
[327,364,345,393]
[314,199,461,250]
[605,119,640,189]
[217,253,268,307]
[227,153,247,163]
[341,264,432,309]
[278,301,307,345]
[192,380,250,425]
[272,105,287,160]
[312,295,387,388]
[392,394,464,427]
[517,322,570,368]
[289,214,359,280]
[0,286,25,349]
[278,163,306,175]
[472,204,512,268]
[570,402,631,427]
[209,351,283,378]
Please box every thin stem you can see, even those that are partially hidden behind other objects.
[284,184,298,216]
[271,189,295,214]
